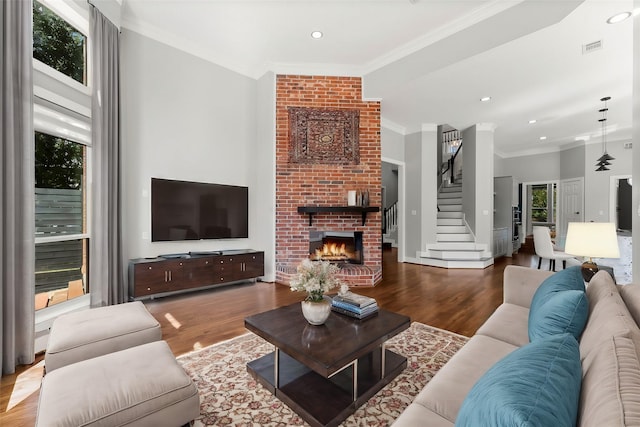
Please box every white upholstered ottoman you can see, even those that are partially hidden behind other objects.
[45,301,162,372]
[36,340,200,427]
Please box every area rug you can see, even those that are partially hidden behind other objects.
[177,322,468,426]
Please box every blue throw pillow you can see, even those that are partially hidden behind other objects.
[529,289,588,342]
[455,333,582,427]
[530,266,585,316]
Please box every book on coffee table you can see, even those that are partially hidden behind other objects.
[331,293,379,320]
[331,304,378,320]
[331,299,378,315]
[332,291,377,308]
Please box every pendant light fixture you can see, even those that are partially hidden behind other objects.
[595,96,614,171]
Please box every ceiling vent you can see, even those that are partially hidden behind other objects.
[582,40,603,54]
[624,142,633,149]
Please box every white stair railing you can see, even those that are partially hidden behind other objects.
[384,202,398,234]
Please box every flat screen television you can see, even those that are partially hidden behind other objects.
[151,178,248,241]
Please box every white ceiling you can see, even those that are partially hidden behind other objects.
[120,0,636,157]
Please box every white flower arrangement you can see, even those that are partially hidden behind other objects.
[290,259,343,302]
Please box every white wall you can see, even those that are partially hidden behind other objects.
[497,151,561,183]
[494,153,506,177]
[254,72,277,281]
[390,127,438,260]
[404,132,422,258]
[462,125,494,246]
[462,127,477,232]
[120,30,259,265]
[421,125,438,249]
[559,145,585,180]
[381,126,405,161]
[381,127,404,210]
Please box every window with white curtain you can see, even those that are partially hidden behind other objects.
[32,0,91,344]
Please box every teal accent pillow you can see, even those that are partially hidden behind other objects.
[530,266,585,316]
[455,333,582,427]
[529,289,588,342]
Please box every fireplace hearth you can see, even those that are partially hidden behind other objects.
[309,231,363,264]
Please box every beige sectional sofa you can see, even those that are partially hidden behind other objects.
[393,265,640,426]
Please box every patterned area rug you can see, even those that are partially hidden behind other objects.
[178,322,468,426]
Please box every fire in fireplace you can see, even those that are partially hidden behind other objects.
[309,231,363,264]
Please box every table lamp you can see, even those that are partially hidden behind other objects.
[564,222,620,281]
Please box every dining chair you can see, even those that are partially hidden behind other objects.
[532,226,574,271]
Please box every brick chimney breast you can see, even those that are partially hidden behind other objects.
[275,75,382,287]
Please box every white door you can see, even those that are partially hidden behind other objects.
[559,178,584,247]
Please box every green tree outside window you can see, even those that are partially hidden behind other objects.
[531,185,548,222]
[33,0,86,85]
[35,132,83,190]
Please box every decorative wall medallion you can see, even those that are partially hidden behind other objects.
[288,107,360,164]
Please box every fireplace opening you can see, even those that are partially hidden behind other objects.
[309,231,363,264]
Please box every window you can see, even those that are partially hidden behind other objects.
[33,0,87,85]
[34,132,89,309]
[531,184,556,224]
[32,0,90,315]
[530,185,548,222]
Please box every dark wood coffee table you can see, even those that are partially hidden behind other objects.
[245,302,411,427]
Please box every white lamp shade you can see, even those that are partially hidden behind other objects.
[565,222,620,259]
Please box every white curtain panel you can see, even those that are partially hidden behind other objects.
[89,5,125,307]
[1,0,36,375]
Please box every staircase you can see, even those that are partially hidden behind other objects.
[382,202,398,248]
[418,178,494,268]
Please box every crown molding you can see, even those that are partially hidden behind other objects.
[494,144,563,159]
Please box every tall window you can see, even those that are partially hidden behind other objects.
[33,0,90,311]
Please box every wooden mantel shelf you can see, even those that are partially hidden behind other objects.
[297,206,380,226]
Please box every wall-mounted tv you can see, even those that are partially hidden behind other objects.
[151,178,248,241]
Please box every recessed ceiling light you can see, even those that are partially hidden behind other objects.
[539,136,547,141]
[528,119,537,124]
[311,31,323,39]
[480,96,491,102]
[607,11,632,24]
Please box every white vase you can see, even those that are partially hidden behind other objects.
[347,190,357,206]
[301,298,332,325]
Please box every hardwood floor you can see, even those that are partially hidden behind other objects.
[0,249,538,426]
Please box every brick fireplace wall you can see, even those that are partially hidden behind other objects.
[275,75,382,287]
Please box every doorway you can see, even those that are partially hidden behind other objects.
[558,178,584,248]
[610,175,632,232]
[382,158,405,262]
